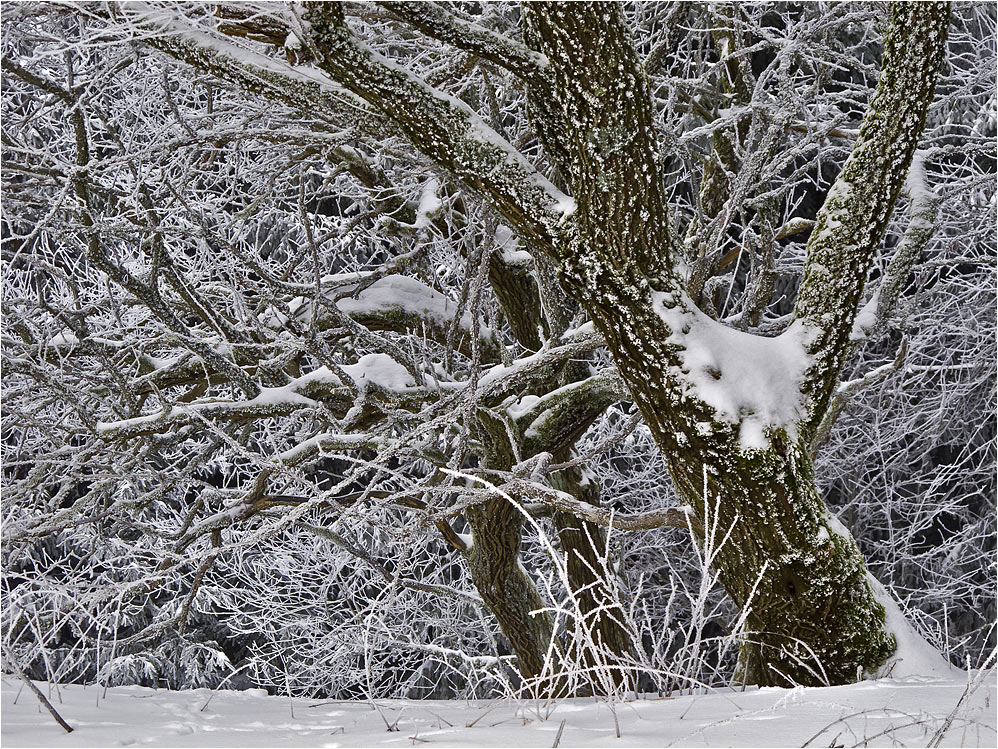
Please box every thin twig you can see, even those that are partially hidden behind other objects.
[552,718,567,748]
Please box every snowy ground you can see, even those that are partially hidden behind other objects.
[2,673,994,748]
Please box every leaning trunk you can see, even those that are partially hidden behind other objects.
[573,289,896,686]
[522,0,948,686]
[463,450,633,693]
[464,496,555,687]
[669,430,894,686]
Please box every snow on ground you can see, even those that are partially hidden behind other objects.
[2,674,994,748]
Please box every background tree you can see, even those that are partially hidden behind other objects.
[2,1,994,695]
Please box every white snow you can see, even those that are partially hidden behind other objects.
[45,332,79,347]
[652,292,815,449]
[494,224,533,266]
[849,289,880,342]
[4,674,993,748]
[263,274,494,346]
[867,574,957,680]
[414,178,441,229]
[505,394,542,420]
[560,321,595,340]
[905,149,937,206]
[340,354,416,391]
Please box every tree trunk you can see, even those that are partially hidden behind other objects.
[292,0,948,688]
[585,294,896,686]
[667,431,895,687]
[464,495,555,687]
[464,424,632,692]
[522,1,949,686]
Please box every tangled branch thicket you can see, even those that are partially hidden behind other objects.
[1,2,994,699]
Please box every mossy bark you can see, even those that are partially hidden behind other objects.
[666,431,896,686]
[522,1,949,686]
[296,0,948,689]
[464,495,555,686]
[588,293,897,686]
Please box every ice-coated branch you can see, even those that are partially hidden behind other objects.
[875,151,944,329]
[96,357,432,440]
[810,339,908,454]
[508,479,699,533]
[124,3,573,254]
[301,3,572,257]
[375,2,549,83]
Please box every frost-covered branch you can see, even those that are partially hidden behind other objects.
[375,2,549,83]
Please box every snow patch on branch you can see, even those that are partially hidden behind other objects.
[905,149,937,208]
[341,354,416,390]
[494,224,533,266]
[294,354,416,391]
[849,288,880,342]
[262,273,494,345]
[653,292,815,450]
[413,177,441,229]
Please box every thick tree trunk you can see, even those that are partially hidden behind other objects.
[586,295,896,686]
[522,1,949,686]
[292,0,948,689]
[666,431,895,687]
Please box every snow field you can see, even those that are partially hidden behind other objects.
[2,674,994,748]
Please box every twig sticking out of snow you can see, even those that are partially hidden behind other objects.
[552,718,566,748]
[2,655,73,733]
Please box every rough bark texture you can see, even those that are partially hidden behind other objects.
[464,495,554,685]
[794,2,950,428]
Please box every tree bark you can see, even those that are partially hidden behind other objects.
[464,494,556,687]
[139,0,949,689]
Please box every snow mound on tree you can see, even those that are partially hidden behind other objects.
[868,573,956,679]
[652,291,815,449]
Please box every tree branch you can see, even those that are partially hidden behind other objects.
[375,2,549,83]
[795,1,950,430]
[512,368,629,456]
[511,479,701,534]
[301,4,572,257]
